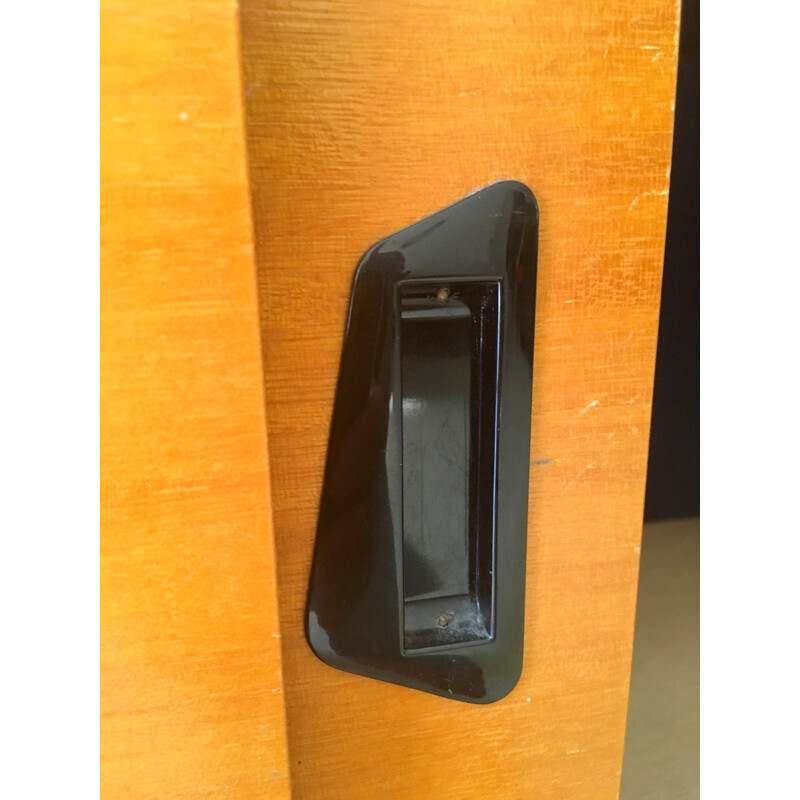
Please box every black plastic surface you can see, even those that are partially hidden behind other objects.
[307,180,538,703]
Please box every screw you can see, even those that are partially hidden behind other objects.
[437,612,453,629]
[436,287,450,301]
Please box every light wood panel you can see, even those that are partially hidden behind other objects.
[100,0,290,796]
[240,0,679,797]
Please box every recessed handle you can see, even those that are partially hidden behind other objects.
[400,280,500,652]
[307,181,538,703]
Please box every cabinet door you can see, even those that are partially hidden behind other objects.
[240,1,678,798]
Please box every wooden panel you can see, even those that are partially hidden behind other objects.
[240,0,678,798]
[100,0,290,797]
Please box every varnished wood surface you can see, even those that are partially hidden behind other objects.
[240,0,679,797]
[100,0,290,796]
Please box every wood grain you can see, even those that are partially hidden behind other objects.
[100,0,290,796]
[240,0,679,797]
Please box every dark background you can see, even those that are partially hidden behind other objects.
[644,0,699,521]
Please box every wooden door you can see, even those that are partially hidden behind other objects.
[240,1,678,797]
[101,0,679,796]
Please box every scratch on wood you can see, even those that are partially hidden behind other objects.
[629,188,669,211]
[572,399,599,423]
[561,463,597,495]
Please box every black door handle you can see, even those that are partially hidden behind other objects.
[307,181,538,703]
